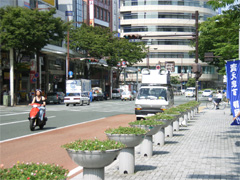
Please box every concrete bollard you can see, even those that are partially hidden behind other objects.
[141,135,153,157]
[182,113,188,126]
[154,128,165,146]
[83,167,104,180]
[173,119,180,131]
[165,122,173,138]
[119,147,135,174]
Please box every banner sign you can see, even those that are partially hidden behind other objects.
[226,60,240,125]
[41,0,55,7]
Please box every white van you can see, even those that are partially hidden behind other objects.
[185,87,196,97]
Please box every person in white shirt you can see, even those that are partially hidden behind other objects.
[214,90,223,109]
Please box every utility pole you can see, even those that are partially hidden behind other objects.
[195,11,199,101]
[10,48,14,106]
[66,16,70,80]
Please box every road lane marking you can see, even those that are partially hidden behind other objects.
[0,117,105,143]
[0,116,56,126]
[68,166,83,177]
[0,112,29,117]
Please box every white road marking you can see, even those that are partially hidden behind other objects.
[0,116,56,126]
[0,117,105,143]
[0,112,29,117]
[68,166,83,177]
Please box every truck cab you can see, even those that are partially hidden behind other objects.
[135,69,174,120]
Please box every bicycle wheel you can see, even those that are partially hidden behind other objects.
[218,102,226,110]
[206,101,215,109]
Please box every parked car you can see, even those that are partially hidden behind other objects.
[112,89,121,99]
[202,89,213,97]
[121,91,134,101]
[64,92,90,106]
[46,92,62,104]
[185,87,196,97]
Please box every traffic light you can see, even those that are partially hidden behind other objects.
[123,34,142,39]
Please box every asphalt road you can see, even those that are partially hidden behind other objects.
[0,95,206,142]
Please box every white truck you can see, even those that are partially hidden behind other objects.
[135,69,174,120]
[64,79,91,106]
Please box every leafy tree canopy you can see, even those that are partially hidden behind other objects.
[207,0,236,9]
[198,4,240,74]
[171,76,180,85]
[69,23,147,66]
[0,6,67,54]
[186,78,196,87]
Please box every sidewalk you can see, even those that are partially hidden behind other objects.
[72,107,240,180]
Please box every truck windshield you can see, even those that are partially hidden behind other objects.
[137,88,167,100]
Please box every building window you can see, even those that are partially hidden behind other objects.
[108,12,110,22]
[100,8,103,20]
[104,10,107,21]
[97,7,99,19]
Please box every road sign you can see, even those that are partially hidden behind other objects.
[165,61,175,72]
[34,73,39,78]
[65,11,74,16]
[156,64,161,70]
[122,61,126,67]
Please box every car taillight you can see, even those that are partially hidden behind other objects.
[74,98,80,100]
[64,98,70,100]
[56,95,58,99]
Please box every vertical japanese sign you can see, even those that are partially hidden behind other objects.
[226,60,240,125]
[89,0,94,26]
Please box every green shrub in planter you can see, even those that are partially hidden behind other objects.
[105,126,147,135]
[165,107,186,113]
[62,139,126,151]
[129,119,164,126]
[0,162,68,180]
[162,108,181,115]
[145,114,175,121]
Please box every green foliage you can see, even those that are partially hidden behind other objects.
[129,120,164,126]
[145,114,175,121]
[170,76,180,85]
[105,126,147,135]
[62,139,126,151]
[0,162,68,180]
[69,23,147,66]
[207,0,236,9]
[0,7,67,53]
[163,108,181,115]
[186,78,196,87]
[198,4,240,74]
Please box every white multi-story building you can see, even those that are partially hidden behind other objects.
[119,0,219,89]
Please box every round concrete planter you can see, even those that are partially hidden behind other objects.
[106,134,145,174]
[131,125,163,157]
[66,149,120,180]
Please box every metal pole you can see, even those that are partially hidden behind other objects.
[147,47,150,68]
[110,67,113,99]
[195,11,199,101]
[124,68,126,85]
[67,16,70,80]
[10,48,14,106]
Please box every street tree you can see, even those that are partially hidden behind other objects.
[0,6,67,102]
[170,76,181,85]
[207,0,236,9]
[186,78,196,87]
[198,4,240,74]
[69,24,147,87]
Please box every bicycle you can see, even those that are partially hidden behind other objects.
[206,99,227,110]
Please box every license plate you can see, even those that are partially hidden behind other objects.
[125,98,127,99]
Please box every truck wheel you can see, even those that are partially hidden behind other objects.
[80,101,83,106]
[73,104,76,106]
[136,117,142,121]
[87,100,90,105]
[66,104,69,106]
